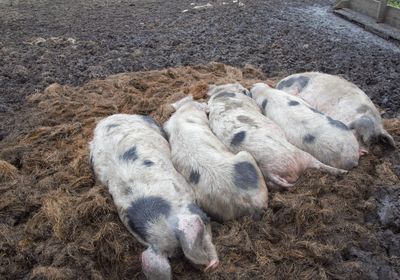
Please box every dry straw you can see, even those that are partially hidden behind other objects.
[0,63,398,279]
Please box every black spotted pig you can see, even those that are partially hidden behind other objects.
[250,83,360,170]
[89,114,218,280]
[276,72,395,151]
[207,83,347,189]
[163,96,268,221]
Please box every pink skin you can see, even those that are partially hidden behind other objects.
[293,87,301,96]
[359,149,369,156]
[204,259,219,272]
[141,248,171,279]
[176,215,219,272]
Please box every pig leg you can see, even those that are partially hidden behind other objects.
[359,148,369,156]
[266,174,295,188]
[141,247,171,280]
[309,157,348,174]
[205,259,219,272]
[379,132,396,150]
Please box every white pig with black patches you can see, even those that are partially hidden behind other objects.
[276,72,396,152]
[163,96,268,221]
[207,83,347,189]
[250,83,360,170]
[89,114,218,280]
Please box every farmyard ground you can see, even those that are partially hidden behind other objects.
[0,1,399,279]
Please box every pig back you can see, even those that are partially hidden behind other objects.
[208,94,309,186]
[257,88,359,170]
[164,104,268,221]
[90,114,194,241]
[277,73,381,125]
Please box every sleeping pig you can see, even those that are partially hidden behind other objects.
[276,72,396,152]
[89,114,218,280]
[163,96,268,221]
[250,83,360,170]
[207,83,347,189]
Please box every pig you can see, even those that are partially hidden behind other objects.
[89,114,218,280]
[250,83,360,170]
[163,96,268,221]
[207,83,347,189]
[276,72,396,152]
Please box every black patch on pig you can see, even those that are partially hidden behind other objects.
[296,76,310,90]
[122,186,132,196]
[309,107,323,115]
[246,90,252,98]
[277,76,309,91]
[224,101,242,111]
[237,115,251,123]
[143,160,154,167]
[356,104,371,114]
[186,118,196,124]
[106,124,120,131]
[231,131,246,146]
[189,170,200,184]
[277,77,295,89]
[127,196,171,240]
[139,115,167,138]
[326,116,350,130]
[237,115,258,127]
[122,146,138,161]
[349,116,374,131]
[188,203,210,224]
[303,134,316,144]
[262,99,268,110]
[160,128,168,139]
[214,91,236,99]
[288,100,300,106]
[234,161,259,190]
[140,115,158,126]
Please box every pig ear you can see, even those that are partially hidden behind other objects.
[175,214,209,266]
[175,214,219,270]
[379,131,396,150]
[175,214,205,251]
[141,247,171,280]
[171,95,193,110]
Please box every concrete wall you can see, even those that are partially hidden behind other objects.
[342,0,400,29]
[386,6,400,28]
[349,0,380,18]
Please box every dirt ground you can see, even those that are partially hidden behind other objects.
[1,0,400,139]
[0,63,399,280]
[0,0,400,279]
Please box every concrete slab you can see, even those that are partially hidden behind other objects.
[334,8,400,41]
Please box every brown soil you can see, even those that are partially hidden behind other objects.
[0,63,399,280]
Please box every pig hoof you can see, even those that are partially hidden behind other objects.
[269,174,295,188]
[204,259,219,272]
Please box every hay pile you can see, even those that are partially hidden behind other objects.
[0,63,399,279]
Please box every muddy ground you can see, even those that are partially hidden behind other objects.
[0,63,399,280]
[1,0,400,139]
[0,0,399,279]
